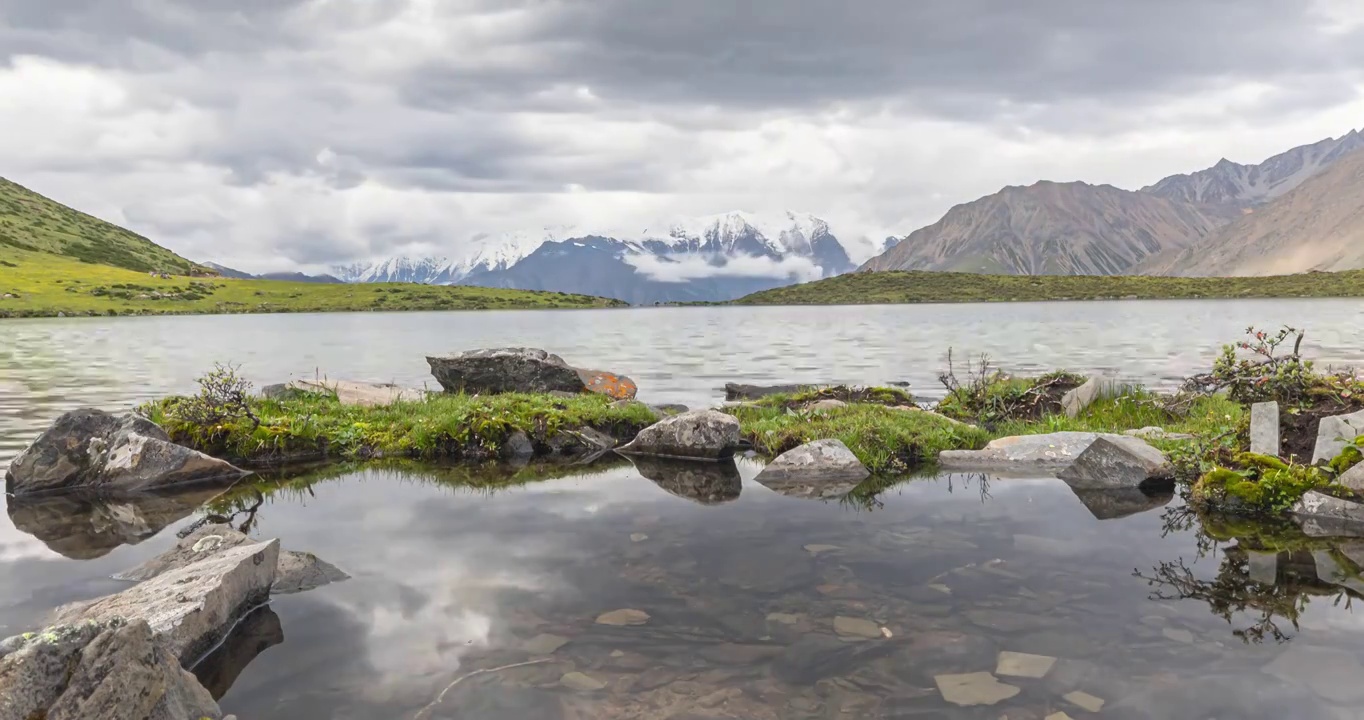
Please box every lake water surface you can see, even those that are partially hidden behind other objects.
[6,301,1364,719]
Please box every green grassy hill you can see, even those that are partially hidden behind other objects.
[0,177,199,273]
[734,269,1364,305]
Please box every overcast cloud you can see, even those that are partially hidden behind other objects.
[3,0,1363,273]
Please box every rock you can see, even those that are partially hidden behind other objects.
[1313,409,1364,464]
[191,606,283,700]
[939,432,1130,473]
[288,378,424,407]
[5,409,249,497]
[934,672,1020,706]
[6,486,224,560]
[1064,690,1106,712]
[1312,549,1364,594]
[560,672,606,691]
[996,651,1057,678]
[1250,401,1281,457]
[617,409,740,460]
[522,633,570,655]
[426,348,584,395]
[1262,646,1364,705]
[574,368,638,401]
[1340,462,1364,492]
[806,399,847,411]
[1292,491,1364,526]
[724,383,818,401]
[56,540,280,666]
[113,523,348,596]
[631,456,742,504]
[500,430,535,460]
[596,609,650,626]
[0,618,222,720]
[630,533,649,542]
[1062,376,1123,418]
[753,439,870,500]
[833,616,883,640]
[1056,436,1174,490]
[650,403,689,416]
[1123,427,1194,441]
[1161,628,1194,644]
[1069,487,1173,520]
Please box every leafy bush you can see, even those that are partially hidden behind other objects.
[1187,326,1315,404]
[154,362,260,429]
[936,350,1084,424]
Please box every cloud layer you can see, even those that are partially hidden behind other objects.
[3,0,1363,272]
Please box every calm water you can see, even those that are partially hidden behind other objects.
[5,301,1364,719]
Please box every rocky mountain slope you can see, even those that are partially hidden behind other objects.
[202,262,343,283]
[859,181,1226,275]
[1164,146,1364,276]
[861,128,1364,277]
[335,211,857,304]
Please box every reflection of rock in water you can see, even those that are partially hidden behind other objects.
[6,487,223,559]
[192,605,284,700]
[1069,487,1173,520]
[631,457,741,505]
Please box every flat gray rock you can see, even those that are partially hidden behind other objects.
[1313,409,1364,464]
[0,619,222,720]
[426,347,586,395]
[754,439,870,499]
[939,432,1130,473]
[1339,462,1364,492]
[1250,401,1280,457]
[57,540,280,666]
[1056,436,1173,490]
[1292,491,1364,527]
[1061,376,1124,418]
[618,409,740,460]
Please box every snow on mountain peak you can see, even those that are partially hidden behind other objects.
[642,210,830,254]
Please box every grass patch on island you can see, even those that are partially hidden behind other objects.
[0,246,626,318]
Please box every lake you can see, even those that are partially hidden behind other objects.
[5,300,1364,719]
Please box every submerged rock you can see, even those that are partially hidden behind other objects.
[1312,409,1364,464]
[192,606,284,701]
[754,439,869,499]
[939,432,1130,474]
[56,540,280,666]
[0,618,222,720]
[114,523,349,596]
[631,456,742,504]
[1291,491,1364,527]
[5,408,249,497]
[618,409,740,460]
[426,347,636,399]
[6,486,224,560]
[1056,436,1173,490]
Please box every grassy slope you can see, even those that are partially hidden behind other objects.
[0,177,198,273]
[735,269,1364,305]
[0,246,624,317]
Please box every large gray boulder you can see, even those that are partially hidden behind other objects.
[0,618,222,720]
[426,348,637,399]
[56,540,279,667]
[618,410,741,460]
[1292,491,1364,527]
[5,408,249,497]
[939,432,1129,474]
[1056,436,1174,490]
[632,456,743,504]
[114,523,349,596]
[1313,409,1364,464]
[754,439,870,499]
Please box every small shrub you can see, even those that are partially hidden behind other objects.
[158,363,260,429]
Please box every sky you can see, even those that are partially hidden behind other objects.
[3,0,1364,274]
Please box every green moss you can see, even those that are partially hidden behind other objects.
[1194,461,1330,513]
[727,402,990,473]
[750,385,915,409]
[1330,442,1364,475]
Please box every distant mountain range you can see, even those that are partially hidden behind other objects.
[861,127,1364,278]
[202,262,343,284]
[332,212,857,304]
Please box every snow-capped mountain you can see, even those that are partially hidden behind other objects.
[1142,128,1364,206]
[332,211,856,303]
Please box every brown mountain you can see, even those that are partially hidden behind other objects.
[1163,147,1364,276]
[859,181,1225,276]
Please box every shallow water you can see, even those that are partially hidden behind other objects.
[5,302,1364,718]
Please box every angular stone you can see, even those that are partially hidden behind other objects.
[0,619,221,720]
[934,672,1020,706]
[1250,401,1280,457]
[287,378,424,407]
[618,410,740,460]
[1312,549,1364,595]
[1056,436,1174,490]
[833,616,882,640]
[632,456,742,504]
[501,430,535,460]
[596,609,650,626]
[1062,376,1123,418]
[273,550,351,595]
[522,634,570,655]
[1292,491,1364,526]
[995,650,1057,678]
[754,439,870,499]
[1313,409,1364,464]
[5,409,248,496]
[939,432,1131,473]
[56,540,280,666]
[575,368,638,401]
[1340,463,1364,493]
[426,348,586,395]
[560,672,606,691]
[1064,690,1105,712]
